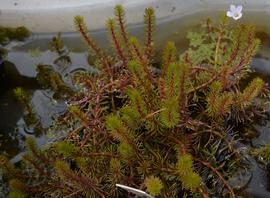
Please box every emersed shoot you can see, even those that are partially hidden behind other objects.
[1,5,269,198]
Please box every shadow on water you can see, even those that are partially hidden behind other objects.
[233,29,270,197]
[0,49,91,159]
[0,55,40,156]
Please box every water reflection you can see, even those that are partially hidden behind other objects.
[0,54,40,156]
[0,50,90,159]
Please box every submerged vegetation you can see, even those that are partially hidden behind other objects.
[0,26,30,45]
[13,87,41,131]
[1,5,270,198]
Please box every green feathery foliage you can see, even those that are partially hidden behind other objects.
[126,88,148,116]
[118,142,134,159]
[2,6,270,198]
[144,7,155,60]
[36,64,74,99]
[13,88,40,128]
[107,18,127,65]
[176,154,201,191]
[120,106,141,129]
[110,158,121,173]
[128,60,148,86]
[55,141,77,157]
[237,77,264,107]
[74,15,112,76]
[49,33,65,55]
[13,87,29,102]
[106,115,135,145]
[164,63,181,97]
[54,160,70,176]
[144,175,163,196]
[162,41,177,75]
[252,144,270,164]
[114,5,130,56]
[206,81,233,118]
[159,97,180,128]
[68,105,90,128]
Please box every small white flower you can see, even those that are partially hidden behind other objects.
[227,4,243,20]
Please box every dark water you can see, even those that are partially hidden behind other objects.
[0,50,92,158]
[227,30,270,196]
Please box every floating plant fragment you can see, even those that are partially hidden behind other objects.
[28,47,42,57]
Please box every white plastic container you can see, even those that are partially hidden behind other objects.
[1,0,270,33]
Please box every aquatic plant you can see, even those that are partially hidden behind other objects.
[36,64,75,99]
[1,5,269,198]
[0,26,30,45]
[13,87,41,131]
[251,144,270,164]
[49,33,65,56]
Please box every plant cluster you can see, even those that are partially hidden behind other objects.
[1,5,270,198]
[0,26,30,45]
[13,87,42,134]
